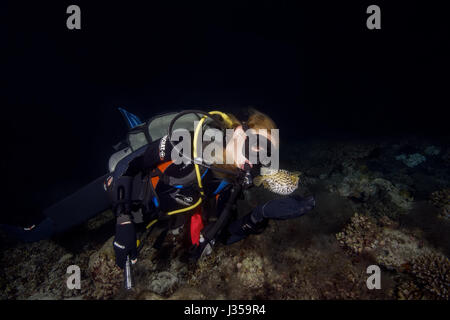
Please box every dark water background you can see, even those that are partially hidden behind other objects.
[0,1,448,224]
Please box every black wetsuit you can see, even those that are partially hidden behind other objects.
[108,133,242,266]
[109,132,234,225]
[1,131,316,256]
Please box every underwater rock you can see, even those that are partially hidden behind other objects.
[168,286,206,300]
[430,189,450,220]
[328,141,379,164]
[136,291,165,300]
[340,143,378,160]
[0,239,76,299]
[333,165,376,199]
[88,236,122,299]
[395,153,426,168]
[424,146,441,156]
[148,271,179,296]
[58,253,74,264]
[336,168,376,201]
[374,228,432,271]
[188,243,241,299]
[371,178,413,210]
[27,293,59,300]
[443,149,450,164]
[86,210,114,230]
[332,166,413,211]
[236,253,265,289]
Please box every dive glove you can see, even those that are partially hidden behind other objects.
[224,212,269,245]
[113,215,138,269]
[251,195,315,223]
[225,195,315,245]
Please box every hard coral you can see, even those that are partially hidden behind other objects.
[409,253,450,300]
[237,253,265,289]
[336,214,433,271]
[396,280,427,300]
[87,236,122,299]
[336,213,379,255]
[430,189,450,220]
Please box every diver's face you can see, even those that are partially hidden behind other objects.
[229,126,248,169]
[229,126,276,170]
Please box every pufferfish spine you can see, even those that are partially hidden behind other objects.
[264,179,298,195]
[260,169,300,195]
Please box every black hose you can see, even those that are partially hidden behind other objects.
[203,184,242,242]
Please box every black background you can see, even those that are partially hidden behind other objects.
[0,1,448,222]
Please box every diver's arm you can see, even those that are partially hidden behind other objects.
[224,195,315,245]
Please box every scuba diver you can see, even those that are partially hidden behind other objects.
[1,108,315,271]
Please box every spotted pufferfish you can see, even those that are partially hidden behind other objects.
[253,168,301,195]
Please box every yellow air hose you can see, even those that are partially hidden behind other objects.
[145,110,233,227]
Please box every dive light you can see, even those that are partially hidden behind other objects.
[124,255,133,290]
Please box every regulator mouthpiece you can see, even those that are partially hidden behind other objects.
[242,163,253,189]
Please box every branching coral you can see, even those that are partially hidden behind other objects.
[337,214,449,299]
[396,280,427,300]
[336,213,379,254]
[336,213,432,271]
[336,213,378,254]
[87,237,122,299]
[430,189,450,220]
[409,253,450,300]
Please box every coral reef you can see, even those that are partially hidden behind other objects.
[1,137,449,300]
[443,149,450,164]
[0,239,93,300]
[336,213,433,271]
[396,280,428,300]
[87,236,123,299]
[236,252,265,289]
[335,213,379,255]
[395,153,426,168]
[409,253,450,300]
[430,189,450,220]
[337,212,450,300]
[148,271,179,296]
[374,228,432,271]
[329,163,413,217]
[371,179,413,210]
[424,146,441,156]
[86,210,114,230]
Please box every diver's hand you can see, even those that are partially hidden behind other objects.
[224,213,269,245]
[251,195,315,222]
[113,216,138,269]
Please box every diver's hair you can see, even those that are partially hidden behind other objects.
[225,112,242,129]
[210,112,241,180]
[246,108,277,132]
[211,108,278,181]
